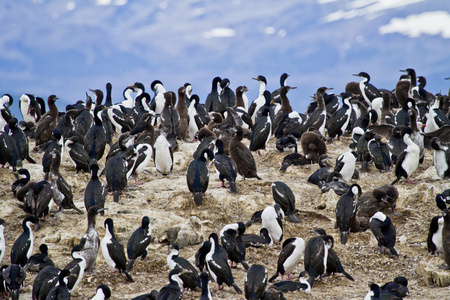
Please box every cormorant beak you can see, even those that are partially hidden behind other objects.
[352,74,360,77]
[399,69,407,72]
[326,87,334,92]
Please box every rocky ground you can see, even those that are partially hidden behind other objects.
[1,134,449,300]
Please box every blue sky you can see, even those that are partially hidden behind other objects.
[1,0,449,119]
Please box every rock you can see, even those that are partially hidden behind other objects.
[316,189,340,210]
[416,257,450,287]
[169,216,205,247]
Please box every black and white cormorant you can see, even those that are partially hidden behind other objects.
[425,97,450,133]
[303,234,334,287]
[240,228,272,248]
[84,163,106,214]
[105,149,128,203]
[0,218,4,264]
[166,242,199,290]
[327,92,353,142]
[253,90,277,125]
[2,264,26,300]
[380,276,409,299]
[153,134,173,175]
[157,268,183,300]
[276,134,297,153]
[65,135,90,173]
[0,127,18,170]
[220,78,236,108]
[149,80,167,115]
[249,108,272,154]
[364,283,380,300]
[368,134,392,172]
[130,142,152,185]
[63,244,87,292]
[261,203,284,244]
[269,271,311,293]
[10,216,39,267]
[41,129,63,177]
[391,127,420,184]
[84,105,107,160]
[91,284,111,300]
[268,237,305,282]
[334,151,356,183]
[336,184,361,245]
[0,94,13,131]
[204,76,222,113]
[103,87,135,133]
[234,85,251,121]
[351,109,378,146]
[394,98,415,127]
[219,222,249,270]
[428,215,444,255]
[307,154,333,185]
[195,240,211,272]
[353,72,382,106]
[130,291,159,300]
[32,265,62,300]
[279,147,313,171]
[186,148,214,206]
[205,233,242,294]
[249,75,267,123]
[245,264,268,300]
[19,94,40,126]
[7,117,35,166]
[430,137,450,179]
[127,216,152,273]
[199,272,212,300]
[101,218,133,282]
[271,181,299,223]
[24,244,54,272]
[183,82,192,106]
[271,73,290,103]
[369,212,398,257]
[11,168,31,198]
[213,139,238,193]
[45,269,71,300]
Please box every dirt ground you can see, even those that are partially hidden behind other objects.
[1,133,449,300]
